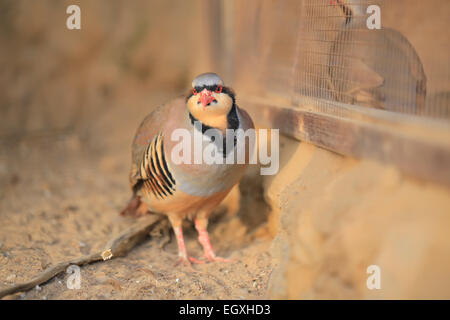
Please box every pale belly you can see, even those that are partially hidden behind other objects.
[141,186,231,220]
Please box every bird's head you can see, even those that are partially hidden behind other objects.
[186,73,235,129]
[330,0,360,24]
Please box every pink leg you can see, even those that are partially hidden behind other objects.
[195,220,232,263]
[173,226,204,266]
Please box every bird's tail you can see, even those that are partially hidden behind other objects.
[119,195,149,217]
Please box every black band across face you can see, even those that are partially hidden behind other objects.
[186,85,235,104]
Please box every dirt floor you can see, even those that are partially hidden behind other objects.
[1,0,449,300]
[0,88,273,300]
[0,1,276,300]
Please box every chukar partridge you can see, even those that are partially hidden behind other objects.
[121,73,254,265]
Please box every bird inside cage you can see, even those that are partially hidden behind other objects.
[120,73,254,266]
[327,0,427,114]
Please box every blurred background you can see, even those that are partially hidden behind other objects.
[0,0,449,299]
[0,0,211,148]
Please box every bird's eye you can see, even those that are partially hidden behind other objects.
[193,88,197,95]
[215,85,222,94]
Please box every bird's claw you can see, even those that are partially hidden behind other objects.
[203,254,235,263]
[188,256,206,264]
[174,256,205,269]
[174,255,234,268]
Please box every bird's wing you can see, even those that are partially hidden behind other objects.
[134,132,176,199]
[129,103,175,197]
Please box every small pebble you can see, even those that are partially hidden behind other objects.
[175,278,180,283]
[35,285,42,291]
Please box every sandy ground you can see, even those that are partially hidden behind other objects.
[0,89,273,300]
[1,0,448,300]
[0,1,275,299]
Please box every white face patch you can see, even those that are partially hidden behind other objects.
[187,92,233,130]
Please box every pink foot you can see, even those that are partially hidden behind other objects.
[172,226,205,268]
[195,221,235,263]
[203,254,235,263]
[174,256,205,270]
[188,256,205,264]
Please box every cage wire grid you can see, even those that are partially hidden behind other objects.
[228,0,449,120]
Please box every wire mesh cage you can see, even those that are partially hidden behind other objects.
[226,0,449,119]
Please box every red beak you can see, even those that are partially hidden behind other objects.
[199,89,215,108]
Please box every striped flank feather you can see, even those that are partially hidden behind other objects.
[139,133,176,199]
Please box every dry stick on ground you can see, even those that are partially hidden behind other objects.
[0,214,165,299]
